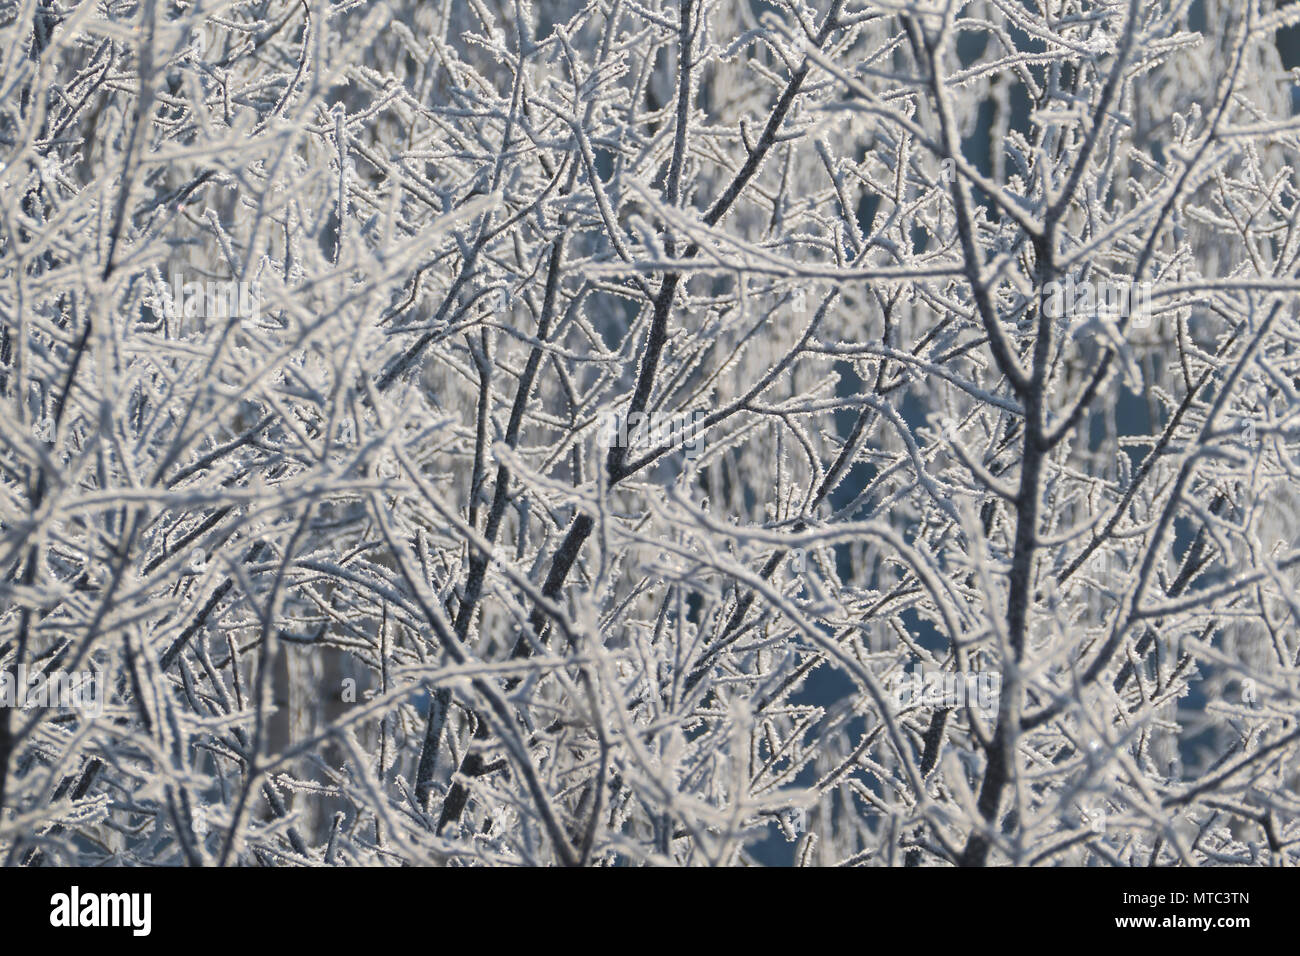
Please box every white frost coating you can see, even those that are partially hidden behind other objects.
[0,0,1297,867]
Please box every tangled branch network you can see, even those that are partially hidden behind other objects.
[2,0,1300,867]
